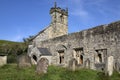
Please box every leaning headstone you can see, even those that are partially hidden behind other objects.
[36,58,49,74]
[17,54,31,68]
[106,56,114,76]
[69,58,78,71]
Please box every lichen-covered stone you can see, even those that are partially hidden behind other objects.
[17,55,31,68]
[36,58,49,74]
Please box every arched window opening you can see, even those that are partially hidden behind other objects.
[80,55,83,64]
[33,55,37,62]
[58,50,64,64]
[98,54,102,63]
[74,48,84,65]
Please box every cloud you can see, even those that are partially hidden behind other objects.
[71,9,88,18]
[69,0,120,21]
[69,0,90,21]
[11,35,23,42]
[89,0,120,17]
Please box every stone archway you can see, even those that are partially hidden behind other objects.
[56,44,67,65]
[31,54,38,65]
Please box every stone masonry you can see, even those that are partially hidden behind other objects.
[28,2,120,75]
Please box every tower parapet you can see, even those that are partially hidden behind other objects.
[49,2,68,38]
[50,7,68,16]
[50,2,68,16]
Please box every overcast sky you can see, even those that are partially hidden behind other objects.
[0,0,120,42]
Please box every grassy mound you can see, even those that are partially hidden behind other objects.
[0,64,120,80]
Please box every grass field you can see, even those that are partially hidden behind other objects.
[0,64,120,80]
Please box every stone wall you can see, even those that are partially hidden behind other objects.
[37,21,120,69]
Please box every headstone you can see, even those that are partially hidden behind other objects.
[106,56,114,76]
[36,58,49,74]
[69,58,78,71]
[85,59,90,68]
[115,58,120,73]
[17,55,31,68]
[0,55,7,66]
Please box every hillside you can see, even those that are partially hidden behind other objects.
[0,40,21,44]
[0,40,27,63]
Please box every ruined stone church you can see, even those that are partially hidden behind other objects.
[28,2,120,74]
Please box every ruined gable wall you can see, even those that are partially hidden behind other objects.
[37,21,120,69]
[33,26,50,46]
[33,23,68,47]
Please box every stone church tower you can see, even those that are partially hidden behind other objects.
[28,3,68,65]
[49,2,68,38]
[32,2,68,45]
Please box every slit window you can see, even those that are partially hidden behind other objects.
[58,50,64,64]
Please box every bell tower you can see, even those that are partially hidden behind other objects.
[49,2,68,38]
[50,2,68,25]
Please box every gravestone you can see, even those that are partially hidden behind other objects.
[115,58,120,73]
[85,59,90,69]
[0,55,7,66]
[106,56,114,76]
[69,58,78,71]
[36,58,49,74]
[17,54,31,68]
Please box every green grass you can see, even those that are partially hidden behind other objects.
[0,64,120,80]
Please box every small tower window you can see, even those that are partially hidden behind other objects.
[60,14,64,23]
